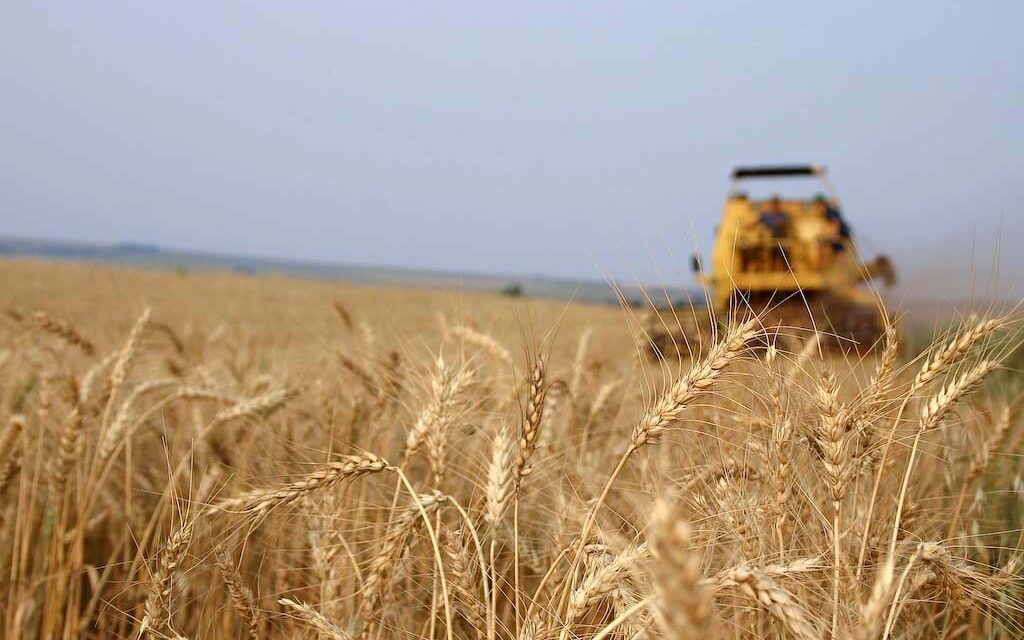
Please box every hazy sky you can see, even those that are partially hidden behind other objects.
[2,2,1021,296]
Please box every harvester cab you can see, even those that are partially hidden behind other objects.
[647,164,896,358]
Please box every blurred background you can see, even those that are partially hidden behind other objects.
[2,2,1021,302]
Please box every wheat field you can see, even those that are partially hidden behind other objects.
[0,259,1021,640]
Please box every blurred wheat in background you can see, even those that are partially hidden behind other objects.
[0,260,1021,639]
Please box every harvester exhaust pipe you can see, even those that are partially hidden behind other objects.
[861,255,897,287]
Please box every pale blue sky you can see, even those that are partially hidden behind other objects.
[2,2,1021,296]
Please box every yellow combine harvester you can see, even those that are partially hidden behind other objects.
[647,164,896,357]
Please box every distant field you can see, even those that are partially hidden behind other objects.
[0,258,633,363]
[0,257,1021,639]
[0,235,693,306]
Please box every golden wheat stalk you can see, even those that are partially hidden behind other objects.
[814,371,850,503]
[279,597,351,639]
[948,404,1014,536]
[856,316,1007,581]
[452,324,514,369]
[332,301,355,331]
[175,385,237,403]
[106,307,152,408]
[719,567,819,640]
[214,546,260,640]
[80,350,117,404]
[858,557,895,640]
[870,319,900,391]
[339,354,378,397]
[515,355,547,486]
[914,541,1010,609]
[404,357,474,463]
[919,360,999,432]
[442,527,487,632]
[361,490,447,615]
[0,417,24,498]
[0,414,24,467]
[888,358,1001,560]
[140,520,193,638]
[813,370,850,639]
[210,453,387,516]
[32,311,95,355]
[771,449,793,539]
[632,319,759,449]
[48,376,82,501]
[483,425,514,528]
[425,364,476,485]
[207,387,298,431]
[97,378,179,461]
[570,328,592,393]
[566,543,648,633]
[649,502,712,640]
[564,319,762,615]
[784,331,820,383]
[911,316,1004,393]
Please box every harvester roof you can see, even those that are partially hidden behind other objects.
[731,165,823,179]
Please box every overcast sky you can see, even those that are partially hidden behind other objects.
[2,2,1021,298]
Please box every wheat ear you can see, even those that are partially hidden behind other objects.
[280,597,351,640]
[425,364,475,485]
[948,403,1014,536]
[814,370,849,639]
[566,319,761,613]
[566,543,648,632]
[888,359,1000,559]
[48,375,85,502]
[214,546,260,640]
[32,311,95,355]
[721,567,819,640]
[140,520,193,638]
[361,491,447,618]
[911,316,1003,393]
[919,360,999,432]
[210,453,387,516]
[483,425,514,528]
[515,355,547,486]
[206,387,298,433]
[856,316,1005,580]
[452,325,514,369]
[97,378,179,461]
[404,357,474,462]
[632,319,759,449]
[332,301,355,331]
[649,502,711,640]
[442,527,487,632]
[106,307,151,409]
[0,414,23,455]
[0,416,24,498]
[858,556,895,640]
